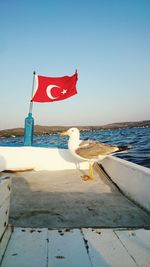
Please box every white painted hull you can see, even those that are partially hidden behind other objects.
[0,147,89,171]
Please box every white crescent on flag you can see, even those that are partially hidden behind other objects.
[46,85,60,100]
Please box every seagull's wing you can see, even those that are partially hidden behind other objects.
[75,140,119,159]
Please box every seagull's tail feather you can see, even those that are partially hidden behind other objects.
[117,145,133,153]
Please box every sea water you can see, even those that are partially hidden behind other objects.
[0,127,150,168]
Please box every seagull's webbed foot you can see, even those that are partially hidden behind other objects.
[82,175,93,181]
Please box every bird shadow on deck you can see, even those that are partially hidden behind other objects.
[58,149,78,163]
[6,169,150,230]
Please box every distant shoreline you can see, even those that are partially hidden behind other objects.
[0,120,150,138]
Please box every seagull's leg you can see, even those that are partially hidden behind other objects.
[89,162,94,179]
[82,162,94,181]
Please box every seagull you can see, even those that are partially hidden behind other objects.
[60,127,132,180]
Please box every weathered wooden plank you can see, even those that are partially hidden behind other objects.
[0,226,12,264]
[0,177,11,207]
[115,229,150,267]
[1,228,48,267]
[48,229,92,267]
[82,228,137,267]
[0,198,10,239]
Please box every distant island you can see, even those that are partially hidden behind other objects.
[0,120,150,138]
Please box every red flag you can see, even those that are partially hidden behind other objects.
[32,71,78,102]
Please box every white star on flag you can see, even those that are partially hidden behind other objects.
[61,89,67,95]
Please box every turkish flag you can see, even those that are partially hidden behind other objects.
[32,71,78,102]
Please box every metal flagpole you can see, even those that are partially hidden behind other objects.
[29,71,36,114]
[24,71,36,146]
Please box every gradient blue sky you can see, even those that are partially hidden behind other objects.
[0,0,150,130]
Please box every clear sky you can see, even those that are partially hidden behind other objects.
[0,0,150,130]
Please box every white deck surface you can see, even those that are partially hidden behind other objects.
[1,227,150,267]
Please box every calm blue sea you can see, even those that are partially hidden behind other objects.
[0,127,150,168]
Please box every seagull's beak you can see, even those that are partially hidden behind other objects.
[60,131,68,136]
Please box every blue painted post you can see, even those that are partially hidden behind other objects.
[24,71,36,146]
[24,113,34,146]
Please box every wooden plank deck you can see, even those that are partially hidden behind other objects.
[48,229,91,267]
[115,229,150,267]
[82,228,137,267]
[1,228,150,267]
[0,176,11,240]
[0,226,11,264]
[1,228,48,267]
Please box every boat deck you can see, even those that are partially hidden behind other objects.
[8,165,150,228]
[1,166,150,267]
[1,227,150,267]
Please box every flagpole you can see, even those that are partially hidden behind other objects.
[24,71,35,146]
[29,71,36,114]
